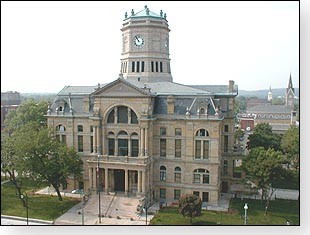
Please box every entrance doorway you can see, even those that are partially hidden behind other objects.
[221,181,228,193]
[114,169,125,192]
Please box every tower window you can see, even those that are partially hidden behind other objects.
[160,62,163,72]
[141,61,145,72]
[136,61,140,72]
[132,61,135,72]
[156,61,159,72]
[151,61,154,72]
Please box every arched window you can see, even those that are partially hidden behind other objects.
[56,125,66,132]
[195,129,210,159]
[193,169,209,184]
[174,167,181,183]
[58,106,63,112]
[160,166,167,182]
[107,106,138,124]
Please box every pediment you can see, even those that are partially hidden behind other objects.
[92,78,152,97]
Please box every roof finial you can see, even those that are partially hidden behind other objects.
[125,12,128,19]
[146,8,149,15]
[131,9,134,16]
[144,5,147,9]
[160,10,163,17]
[164,13,167,19]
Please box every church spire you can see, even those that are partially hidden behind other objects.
[286,73,295,108]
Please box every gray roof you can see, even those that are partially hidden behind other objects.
[127,80,211,96]
[58,85,101,96]
[247,104,292,114]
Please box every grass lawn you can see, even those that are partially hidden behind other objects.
[1,179,81,221]
[150,198,299,225]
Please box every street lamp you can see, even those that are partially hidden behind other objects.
[20,192,29,225]
[244,203,248,225]
[97,154,102,223]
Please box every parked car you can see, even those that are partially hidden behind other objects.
[71,189,84,194]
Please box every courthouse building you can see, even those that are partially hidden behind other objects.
[47,6,239,205]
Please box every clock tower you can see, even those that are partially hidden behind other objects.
[120,5,173,83]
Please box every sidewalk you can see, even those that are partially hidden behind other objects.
[1,215,53,225]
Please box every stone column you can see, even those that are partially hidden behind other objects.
[140,128,144,156]
[89,168,93,189]
[138,170,142,193]
[115,138,118,156]
[142,170,145,194]
[128,139,131,157]
[125,169,128,195]
[93,127,97,153]
[92,167,97,190]
[105,168,108,193]
[127,107,131,124]
[97,126,101,154]
[114,107,118,124]
[144,127,148,156]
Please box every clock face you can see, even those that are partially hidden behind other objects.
[133,35,144,47]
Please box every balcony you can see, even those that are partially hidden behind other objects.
[88,155,150,165]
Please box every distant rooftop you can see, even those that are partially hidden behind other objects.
[247,104,292,113]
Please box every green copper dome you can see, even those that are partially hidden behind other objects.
[124,5,166,20]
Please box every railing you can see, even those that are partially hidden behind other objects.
[91,155,150,165]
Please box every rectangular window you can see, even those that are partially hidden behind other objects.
[223,160,228,176]
[224,135,228,153]
[195,140,201,159]
[160,171,166,182]
[175,139,181,158]
[141,61,145,72]
[202,192,209,202]
[174,172,181,183]
[90,136,94,153]
[132,61,135,72]
[160,62,163,72]
[160,139,166,157]
[78,136,83,152]
[118,139,128,156]
[203,140,209,159]
[78,125,83,132]
[193,174,200,184]
[131,139,139,157]
[160,127,166,136]
[233,159,242,178]
[90,126,93,132]
[156,61,159,72]
[61,135,66,144]
[175,128,182,136]
[174,189,181,200]
[136,61,140,72]
[159,188,166,199]
[193,191,200,197]
[151,61,154,72]
[203,174,209,184]
[108,138,115,155]
[224,125,229,132]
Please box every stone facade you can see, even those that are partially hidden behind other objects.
[46,6,239,206]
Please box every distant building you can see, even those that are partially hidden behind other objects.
[1,91,21,131]
[238,75,297,134]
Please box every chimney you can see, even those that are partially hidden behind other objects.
[229,80,234,93]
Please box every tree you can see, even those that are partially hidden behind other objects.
[247,123,281,151]
[242,147,284,214]
[281,125,299,170]
[11,123,83,201]
[4,99,48,133]
[179,194,202,224]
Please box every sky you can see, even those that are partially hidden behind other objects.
[1,1,299,93]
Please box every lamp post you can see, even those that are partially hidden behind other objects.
[20,192,29,225]
[97,154,102,223]
[244,203,248,225]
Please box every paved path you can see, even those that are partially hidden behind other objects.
[1,215,53,225]
[54,193,154,225]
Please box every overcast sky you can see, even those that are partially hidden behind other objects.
[1,1,299,93]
